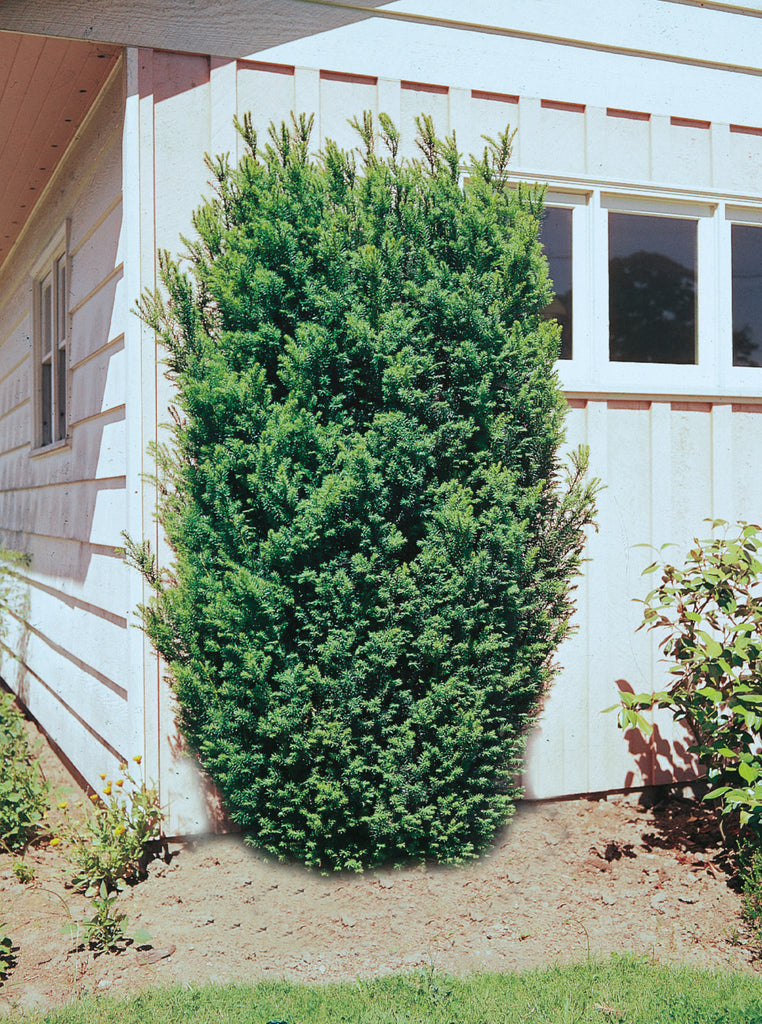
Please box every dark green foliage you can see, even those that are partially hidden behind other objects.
[132,111,597,870]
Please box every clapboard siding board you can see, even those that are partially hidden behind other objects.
[0,59,132,800]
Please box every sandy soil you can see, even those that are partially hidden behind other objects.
[0,719,758,1015]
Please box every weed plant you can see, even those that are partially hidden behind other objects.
[55,758,162,895]
[61,882,151,954]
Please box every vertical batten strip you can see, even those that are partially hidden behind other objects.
[377,77,401,130]
[122,47,156,783]
[447,86,470,160]
[648,400,672,785]
[582,398,609,794]
[294,67,321,147]
[210,58,239,167]
[711,402,734,523]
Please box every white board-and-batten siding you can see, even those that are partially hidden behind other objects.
[0,63,133,786]
[132,48,762,802]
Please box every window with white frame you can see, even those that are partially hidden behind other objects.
[731,222,762,368]
[33,231,68,449]
[539,206,573,360]
[608,211,697,364]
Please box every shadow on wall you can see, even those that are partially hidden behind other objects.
[615,679,699,789]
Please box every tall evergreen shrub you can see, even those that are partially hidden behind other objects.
[134,112,598,870]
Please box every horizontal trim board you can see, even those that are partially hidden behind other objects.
[671,115,711,129]
[0,639,126,763]
[237,59,294,75]
[319,68,377,85]
[606,107,651,121]
[471,89,519,104]
[732,402,762,412]
[400,79,448,95]
[541,99,585,113]
[730,123,762,135]
[606,399,652,410]
[671,401,712,411]
[600,194,715,217]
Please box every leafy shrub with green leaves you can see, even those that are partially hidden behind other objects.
[616,520,762,834]
[132,111,598,870]
[55,759,162,895]
[0,692,49,853]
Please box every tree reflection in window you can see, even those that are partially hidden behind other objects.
[539,206,572,360]
[732,224,762,367]
[609,212,697,364]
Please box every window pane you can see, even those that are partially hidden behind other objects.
[41,362,52,447]
[609,212,697,364]
[40,275,52,358]
[57,346,66,441]
[56,257,66,348]
[732,224,762,367]
[539,206,572,360]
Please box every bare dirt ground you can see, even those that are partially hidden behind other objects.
[1,720,759,1016]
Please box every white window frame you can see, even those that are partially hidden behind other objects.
[31,224,70,454]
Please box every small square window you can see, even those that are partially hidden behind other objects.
[33,235,68,449]
[609,212,697,364]
[539,206,572,360]
[732,223,762,367]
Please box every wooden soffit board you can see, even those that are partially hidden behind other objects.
[0,0,392,57]
[0,33,120,268]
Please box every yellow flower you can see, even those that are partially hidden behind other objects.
[115,779,124,788]
[114,825,125,837]
[103,784,112,796]
[99,773,107,780]
[133,755,143,765]
[50,837,61,847]
[57,800,68,810]
[119,762,128,772]
[90,793,99,802]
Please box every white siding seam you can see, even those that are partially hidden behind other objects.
[0,311,29,350]
[5,532,123,559]
[1,603,128,702]
[68,194,123,260]
[68,264,124,317]
[68,403,126,432]
[13,572,127,630]
[0,638,126,762]
[0,353,30,390]
[0,397,31,423]
[68,333,124,374]
[0,475,126,495]
[0,441,32,459]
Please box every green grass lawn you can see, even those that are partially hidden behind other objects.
[5,956,762,1024]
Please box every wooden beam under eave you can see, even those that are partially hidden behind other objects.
[0,0,392,57]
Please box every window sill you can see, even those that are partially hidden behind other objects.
[30,438,71,459]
